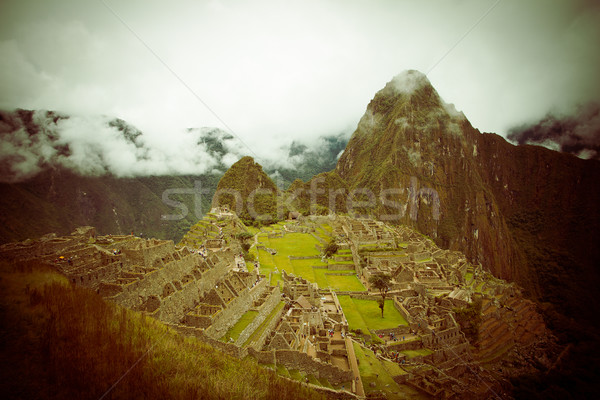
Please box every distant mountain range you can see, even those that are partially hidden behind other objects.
[0,109,349,243]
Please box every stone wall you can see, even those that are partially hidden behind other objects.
[247,348,276,364]
[122,239,174,268]
[205,278,270,339]
[251,300,287,350]
[328,263,355,271]
[235,286,281,346]
[393,296,413,324]
[166,323,248,359]
[421,326,463,349]
[386,338,423,352]
[275,349,353,386]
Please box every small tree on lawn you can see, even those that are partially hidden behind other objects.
[369,274,392,318]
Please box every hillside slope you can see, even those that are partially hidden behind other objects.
[0,167,219,243]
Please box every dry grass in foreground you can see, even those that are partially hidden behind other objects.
[0,262,325,400]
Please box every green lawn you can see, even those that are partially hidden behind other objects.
[338,296,407,333]
[221,310,258,342]
[290,259,321,282]
[252,232,365,291]
[313,270,365,292]
[255,233,322,285]
[268,233,321,257]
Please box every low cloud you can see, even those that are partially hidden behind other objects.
[507,102,600,160]
[0,109,349,183]
[0,109,250,182]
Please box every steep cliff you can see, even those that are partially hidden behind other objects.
[335,70,526,287]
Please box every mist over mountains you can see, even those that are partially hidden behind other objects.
[507,102,600,160]
[0,109,349,185]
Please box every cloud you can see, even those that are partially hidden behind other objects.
[0,109,252,182]
[0,0,599,154]
[507,102,600,160]
[0,108,350,183]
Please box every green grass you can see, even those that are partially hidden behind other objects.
[255,233,323,285]
[268,233,322,257]
[321,223,333,233]
[313,270,365,292]
[253,231,364,290]
[338,296,407,334]
[401,348,433,359]
[246,226,260,235]
[291,259,320,281]
[353,341,405,398]
[221,310,258,342]
[288,369,303,381]
[315,227,331,243]
[270,272,281,286]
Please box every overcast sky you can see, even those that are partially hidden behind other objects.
[1,0,599,160]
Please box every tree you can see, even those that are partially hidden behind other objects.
[323,240,339,258]
[369,274,392,318]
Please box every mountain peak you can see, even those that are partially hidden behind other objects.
[211,156,279,224]
[386,69,431,95]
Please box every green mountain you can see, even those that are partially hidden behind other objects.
[0,167,219,243]
[211,156,279,224]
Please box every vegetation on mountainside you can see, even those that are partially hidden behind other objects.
[212,156,280,225]
[452,296,482,343]
[0,262,324,400]
[0,168,220,244]
[285,171,349,216]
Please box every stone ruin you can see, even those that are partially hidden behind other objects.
[333,218,553,398]
[0,215,555,399]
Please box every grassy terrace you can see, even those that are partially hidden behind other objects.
[220,310,258,342]
[338,295,408,336]
[401,348,433,359]
[314,269,365,292]
[353,341,411,399]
